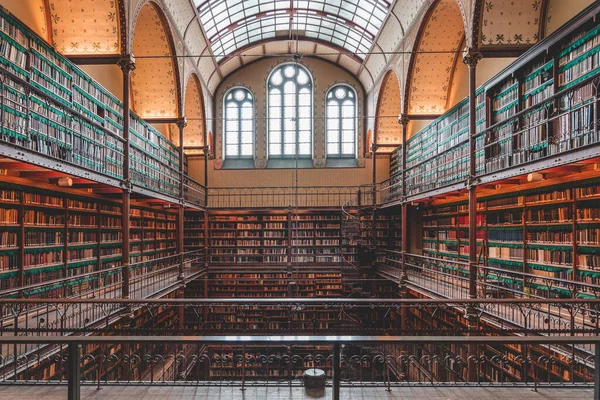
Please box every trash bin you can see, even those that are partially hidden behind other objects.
[303,368,326,395]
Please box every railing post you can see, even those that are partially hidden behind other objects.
[595,343,600,400]
[68,343,81,400]
[332,343,341,400]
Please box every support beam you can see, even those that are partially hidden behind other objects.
[118,54,136,300]
[463,47,482,384]
[177,118,187,281]
[67,343,81,400]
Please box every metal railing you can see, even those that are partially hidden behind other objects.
[208,186,360,208]
[0,335,597,400]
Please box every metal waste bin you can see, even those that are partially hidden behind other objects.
[303,368,326,394]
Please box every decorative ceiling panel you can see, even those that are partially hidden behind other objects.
[1,0,49,41]
[48,0,119,55]
[183,75,206,152]
[544,0,594,37]
[194,0,391,62]
[315,43,339,63]
[375,70,401,146]
[219,56,242,77]
[480,0,543,47]
[339,54,360,75]
[393,0,427,32]
[131,3,179,118]
[407,0,464,115]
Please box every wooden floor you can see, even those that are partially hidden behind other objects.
[0,385,593,399]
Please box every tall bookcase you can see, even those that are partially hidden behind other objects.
[205,209,354,266]
[0,7,187,200]
[419,179,600,298]
[388,6,600,201]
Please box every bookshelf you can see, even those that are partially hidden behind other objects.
[386,7,600,202]
[0,7,189,201]
[417,179,600,298]
[0,179,188,298]
[207,209,353,266]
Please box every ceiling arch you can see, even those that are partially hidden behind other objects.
[406,0,465,115]
[131,1,180,119]
[182,74,206,154]
[478,0,545,48]
[375,70,402,146]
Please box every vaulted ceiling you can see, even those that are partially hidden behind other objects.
[375,70,402,145]
[131,1,179,118]
[406,0,465,115]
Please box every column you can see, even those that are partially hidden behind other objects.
[117,55,135,299]
[177,118,187,281]
[463,47,482,383]
[399,114,410,282]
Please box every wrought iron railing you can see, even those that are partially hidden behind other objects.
[208,186,360,208]
[0,335,597,400]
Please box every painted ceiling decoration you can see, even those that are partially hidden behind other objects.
[131,2,179,118]
[182,75,206,154]
[375,70,402,147]
[194,0,391,63]
[48,0,120,55]
[407,0,465,115]
[479,0,544,47]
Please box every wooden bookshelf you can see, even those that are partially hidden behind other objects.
[0,6,187,200]
[386,7,600,202]
[418,179,600,298]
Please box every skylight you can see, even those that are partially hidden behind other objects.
[195,0,391,62]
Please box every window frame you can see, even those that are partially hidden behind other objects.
[325,84,358,159]
[267,63,314,159]
[222,86,255,160]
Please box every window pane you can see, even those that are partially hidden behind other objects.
[241,144,253,156]
[270,144,281,156]
[298,143,311,155]
[224,87,254,160]
[328,143,339,155]
[342,142,354,155]
[268,64,313,158]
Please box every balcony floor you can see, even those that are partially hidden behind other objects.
[0,385,592,399]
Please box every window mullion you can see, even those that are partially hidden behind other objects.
[237,101,242,157]
[280,85,284,157]
[338,102,343,157]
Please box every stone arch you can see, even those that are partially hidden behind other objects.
[375,70,402,147]
[131,1,180,118]
[405,0,465,115]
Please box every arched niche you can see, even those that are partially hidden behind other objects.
[131,1,180,119]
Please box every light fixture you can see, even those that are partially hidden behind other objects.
[527,172,545,183]
[57,177,73,187]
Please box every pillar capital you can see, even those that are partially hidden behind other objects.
[398,114,410,127]
[462,48,482,69]
[118,54,136,74]
[176,117,188,130]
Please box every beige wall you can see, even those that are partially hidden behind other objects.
[545,0,595,36]
[189,155,390,189]
[79,65,124,102]
[0,0,48,40]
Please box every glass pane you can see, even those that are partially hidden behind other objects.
[283,143,295,155]
[270,144,281,156]
[327,143,339,155]
[241,144,253,156]
[298,143,311,155]
[342,142,354,155]
[226,144,238,156]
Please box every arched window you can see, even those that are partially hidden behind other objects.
[326,85,356,158]
[223,87,254,159]
[268,64,313,158]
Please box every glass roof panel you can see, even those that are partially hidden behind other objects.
[195,0,390,62]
